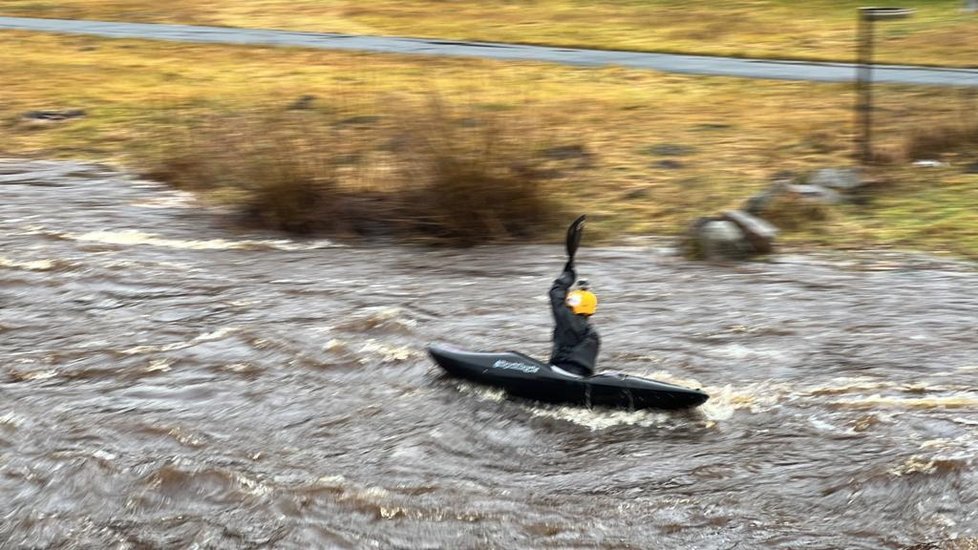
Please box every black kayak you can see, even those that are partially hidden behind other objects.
[428,344,709,410]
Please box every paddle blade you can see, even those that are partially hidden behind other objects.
[566,215,586,260]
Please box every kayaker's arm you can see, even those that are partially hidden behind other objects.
[549,262,576,325]
[560,260,575,285]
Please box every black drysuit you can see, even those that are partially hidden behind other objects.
[548,264,600,377]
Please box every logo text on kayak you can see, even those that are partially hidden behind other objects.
[492,359,539,374]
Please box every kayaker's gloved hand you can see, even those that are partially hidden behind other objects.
[562,260,576,282]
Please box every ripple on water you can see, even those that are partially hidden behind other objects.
[333,306,420,334]
[889,451,973,479]
[139,459,271,509]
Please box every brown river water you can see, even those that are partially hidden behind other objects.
[1,159,976,549]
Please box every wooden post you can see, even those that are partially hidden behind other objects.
[856,11,874,163]
[854,8,913,164]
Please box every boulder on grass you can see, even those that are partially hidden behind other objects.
[806,168,863,192]
[682,217,752,261]
[782,183,841,204]
[721,210,778,254]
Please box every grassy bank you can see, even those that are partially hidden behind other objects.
[1,0,977,68]
[1,31,976,256]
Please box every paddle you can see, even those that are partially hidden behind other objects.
[565,215,586,265]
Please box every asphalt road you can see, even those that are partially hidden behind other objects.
[2,16,978,86]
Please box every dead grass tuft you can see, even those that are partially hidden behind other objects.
[754,193,834,231]
[142,110,362,234]
[905,122,978,161]
[392,99,560,244]
[140,100,560,243]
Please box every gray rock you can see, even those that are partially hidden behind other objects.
[655,159,684,170]
[743,189,777,215]
[806,168,862,191]
[721,210,778,254]
[912,159,947,168]
[692,123,732,132]
[542,144,593,168]
[288,95,317,110]
[680,217,715,260]
[641,143,697,157]
[743,172,799,215]
[624,188,650,200]
[688,219,751,261]
[783,183,841,204]
[22,109,86,121]
[337,115,382,126]
[543,144,590,160]
[770,170,798,183]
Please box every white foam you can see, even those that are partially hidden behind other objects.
[63,229,340,251]
[128,192,196,209]
[833,393,978,410]
[357,340,419,363]
[0,256,56,271]
[527,405,676,431]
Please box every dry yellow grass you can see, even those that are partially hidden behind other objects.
[1,31,976,256]
[1,0,976,67]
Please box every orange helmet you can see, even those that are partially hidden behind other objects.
[566,288,598,316]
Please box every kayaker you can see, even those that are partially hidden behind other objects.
[548,260,600,377]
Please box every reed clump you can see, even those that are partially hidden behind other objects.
[143,110,363,235]
[140,100,563,243]
[391,99,559,245]
[905,122,978,161]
